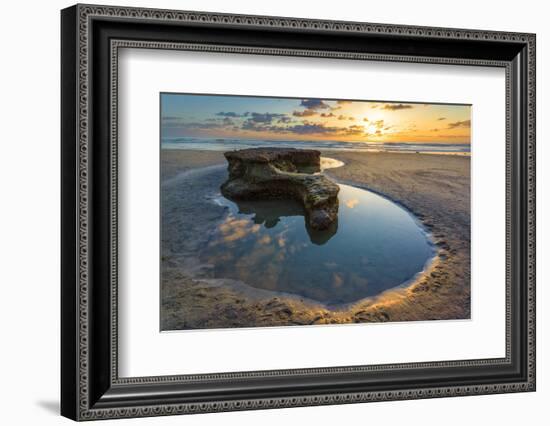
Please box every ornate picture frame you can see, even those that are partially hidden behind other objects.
[61,4,535,420]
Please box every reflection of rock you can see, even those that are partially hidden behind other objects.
[231,198,338,245]
[306,219,338,245]
[221,148,340,230]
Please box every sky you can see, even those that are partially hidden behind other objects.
[161,93,471,144]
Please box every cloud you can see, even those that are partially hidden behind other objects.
[287,123,365,137]
[163,107,372,140]
[240,113,289,131]
[300,99,330,110]
[249,112,286,123]
[363,117,369,122]
[187,122,224,129]
[372,119,385,129]
[338,115,354,121]
[293,109,317,117]
[239,121,366,138]
[241,121,266,131]
[382,103,414,111]
[447,119,471,129]
[280,123,336,135]
[330,100,353,111]
[437,117,446,121]
[277,116,292,123]
[163,121,225,130]
[165,114,238,129]
[345,198,359,209]
[215,111,249,117]
[342,125,365,136]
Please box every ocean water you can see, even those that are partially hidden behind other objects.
[199,183,435,305]
[161,137,470,154]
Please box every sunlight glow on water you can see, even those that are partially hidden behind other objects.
[200,184,435,305]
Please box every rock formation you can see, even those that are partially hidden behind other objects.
[220,148,339,230]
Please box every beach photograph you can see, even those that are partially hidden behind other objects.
[160,93,471,330]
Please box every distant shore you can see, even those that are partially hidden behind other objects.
[160,148,470,329]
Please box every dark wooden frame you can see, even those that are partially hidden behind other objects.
[61,4,536,421]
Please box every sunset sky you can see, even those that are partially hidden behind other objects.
[161,94,471,144]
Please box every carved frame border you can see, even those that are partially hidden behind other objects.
[62,3,535,421]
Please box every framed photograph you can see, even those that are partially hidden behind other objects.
[61,4,536,421]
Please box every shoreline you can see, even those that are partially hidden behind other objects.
[163,146,471,157]
[161,148,470,329]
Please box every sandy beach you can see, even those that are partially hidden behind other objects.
[160,149,470,329]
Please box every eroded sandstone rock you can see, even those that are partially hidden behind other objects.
[220,148,339,230]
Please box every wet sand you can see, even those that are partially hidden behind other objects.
[160,149,470,330]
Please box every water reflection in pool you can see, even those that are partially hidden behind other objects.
[201,184,435,305]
